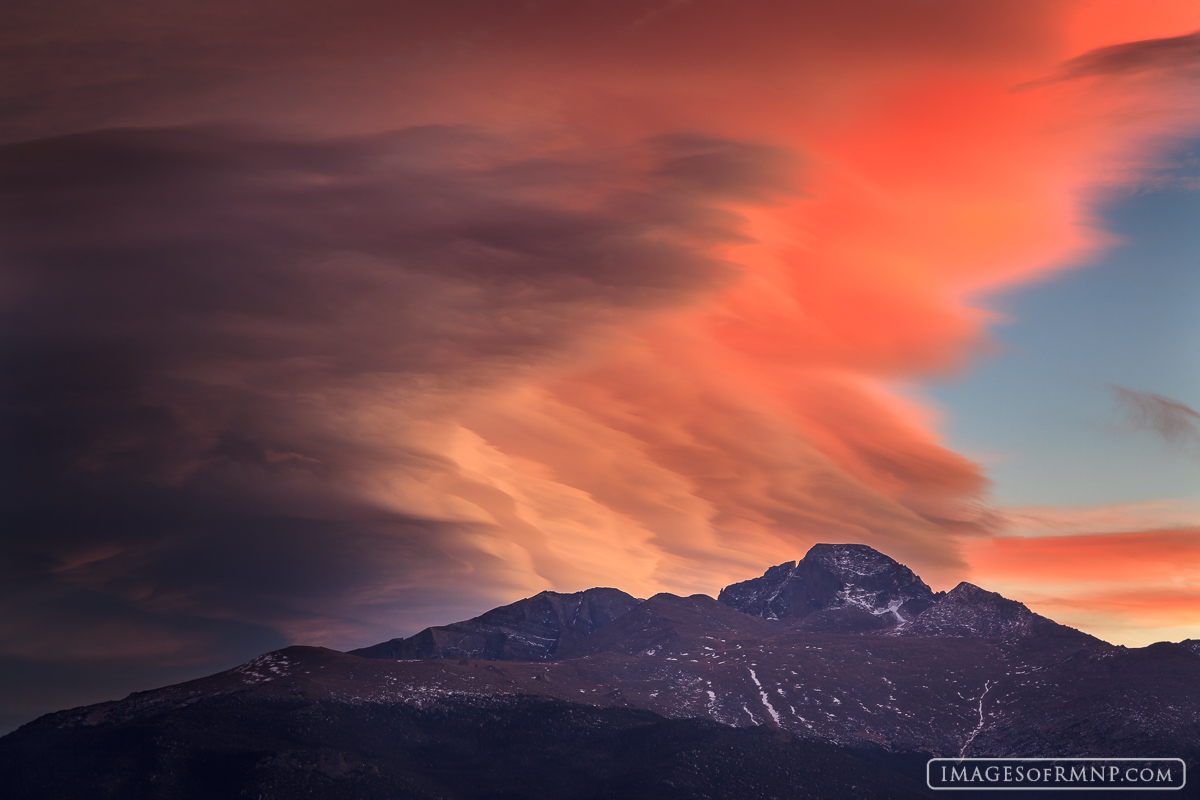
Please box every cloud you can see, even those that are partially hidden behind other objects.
[0,115,999,683]
[962,529,1200,646]
[0,123,798,662]
[1111,386,1200,452]
[1018,30,1200,90]
[0,0,1065,144]
[997,499,1200,538]
[4,0,1200,732]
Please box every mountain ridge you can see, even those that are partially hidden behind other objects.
[347,587,639,662]
[349,543,1100,658]
[3,542,1198,799]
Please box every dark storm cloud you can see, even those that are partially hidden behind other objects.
[0,124,794,708]
[1,125,776,476]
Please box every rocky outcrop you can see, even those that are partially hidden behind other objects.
[902,582,1035,639]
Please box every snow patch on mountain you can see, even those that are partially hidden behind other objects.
[748,668,782,725]
[233,653,292,685]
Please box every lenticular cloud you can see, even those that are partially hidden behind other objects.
[0,124,808,652]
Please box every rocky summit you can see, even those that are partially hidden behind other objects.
[3,542,1199,800]
[717,543,941,631]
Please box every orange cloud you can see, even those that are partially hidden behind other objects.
[962,530,1200,645]
[448,8,1200,595]
[965,529,1200,585]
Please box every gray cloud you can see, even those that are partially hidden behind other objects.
[1111,385,1200,453]
[1,125,787,480]
[1018,30,1200,90]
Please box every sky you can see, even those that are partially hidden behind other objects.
[2,0,1199,733]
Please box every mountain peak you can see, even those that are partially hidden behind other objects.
[902,581,1036,639]
[805,543,910,579]
[717,543,939,630]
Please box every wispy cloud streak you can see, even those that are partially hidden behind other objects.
[1112,386,1200,453]
[1018,30,1200,90]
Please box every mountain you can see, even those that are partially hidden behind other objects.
[556,592,780,658]
[3,542,1199,799]
[717,543,941,632]
[902,581,1034,638]
[0,647,933,800]
[348,587,639,661]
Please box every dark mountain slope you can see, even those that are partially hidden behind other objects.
[350,587,638,661]
[900,581,1105,657]
[970,640,1200,761]
[556,592,780,659]
[5,640,1197,799]
[0,647,934,800]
